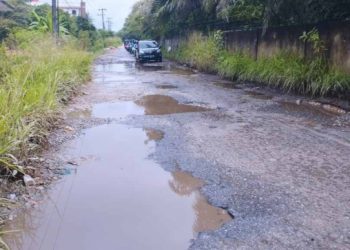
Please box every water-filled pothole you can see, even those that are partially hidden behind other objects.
[279,101,338,118]
[135,95,210,115]
[156,84,178,89]
[4,124,231,250]
[245,90,273,100]
[144,128,164,142]
[92,101,144,119]
[213,81,241,89]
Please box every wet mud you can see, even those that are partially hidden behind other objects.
[156,84,178,89]
[213,81,241,89]
[279,101,338,118]
[135,95,210,115]
[245,90,273,100]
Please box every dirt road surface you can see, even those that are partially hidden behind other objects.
[4,48,350,249]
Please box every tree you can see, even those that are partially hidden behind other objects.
[0,0,31,41]
[120,0,350,39]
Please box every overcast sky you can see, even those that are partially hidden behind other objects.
[37,0,139,31]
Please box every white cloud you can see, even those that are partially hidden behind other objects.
[36,0,139,31]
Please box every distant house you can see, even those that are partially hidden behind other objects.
[0,0,14,13]
[60,1,87,18]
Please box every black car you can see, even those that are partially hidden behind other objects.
[136,40,162,63]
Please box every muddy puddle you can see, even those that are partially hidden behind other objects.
[136,95,210,115]
[245,90,273,100]
[156,84,178,89]
[4,124,231,250]
[90,95,209,119]
[279,101,338,118]
[144,128,164,142]
[213,81,240,89]
[95,62,135,73]
[92,101,144,119]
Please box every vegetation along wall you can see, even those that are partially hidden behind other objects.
[223,21,350,73]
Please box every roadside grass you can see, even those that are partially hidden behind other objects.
[0,30,93,172]
[165,33,350,97]
[104,36,123,48]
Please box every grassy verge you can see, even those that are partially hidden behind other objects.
[165,33,350,98]
[0,30,93,172]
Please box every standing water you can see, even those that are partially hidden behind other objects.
[4,55,231,250]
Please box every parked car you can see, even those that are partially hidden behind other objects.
[124,39,131,52]
[131,42,138,56]
[136,40,162,63]
[124,39,138,54]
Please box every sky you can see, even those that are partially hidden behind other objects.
[36,0,139,31]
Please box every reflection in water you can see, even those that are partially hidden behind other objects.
[280,101,337,117]
[136,95,210,115]
[245,91,273,100]
[169,171,232,233]
[156,84,178,89]
[213,81,241,89]
[4,125,231,250]
[169,171,203,196]
[92,101,144,119]
[144,128,164,144]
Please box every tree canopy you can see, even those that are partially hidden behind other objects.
[119,0,350,39]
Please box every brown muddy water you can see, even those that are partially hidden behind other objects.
[136,95,210,115]
[3,60,230,250]
[4,124,231,250]
[156,84,178,89]
[245,90,273,100]
[279,101,338,118]
[213,81,241,89]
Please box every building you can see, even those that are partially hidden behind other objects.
[60,1,86,18]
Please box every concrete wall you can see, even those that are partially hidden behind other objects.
[223,21,350,73]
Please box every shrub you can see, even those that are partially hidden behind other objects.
[0,30,93,171]
[166,32,350,97]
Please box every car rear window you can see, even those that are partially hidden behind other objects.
[139,41,158,49]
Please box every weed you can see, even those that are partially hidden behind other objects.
[166,32,350,97]
[0,30,93,172]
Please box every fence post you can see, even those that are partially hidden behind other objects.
[303,40,307,59]
[254,30,259,60]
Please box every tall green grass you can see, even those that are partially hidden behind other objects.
[0,30,93,172]
[166,33,350,97]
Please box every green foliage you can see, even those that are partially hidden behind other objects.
[167,32,350,97]
[166,33,221,72]
[0,0,31,41]
[121,0,350,39]
[30,10,69,35]
[0,30,93,172]
[217,51,350,97]
[300,28,326,56]
[104,37,122,48]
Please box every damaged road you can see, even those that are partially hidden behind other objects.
[4,48,350,249]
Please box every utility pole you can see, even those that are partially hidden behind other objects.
[98,8,107,30]
[107,18,112,32]
[57,0,60,37]
[52,0,58,39]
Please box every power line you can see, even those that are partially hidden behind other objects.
[98,8,107,30]
[107,18,112,31]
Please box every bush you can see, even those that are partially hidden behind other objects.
[166,32,350,97]
[166,32,221,72]
[0,30,93,171]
